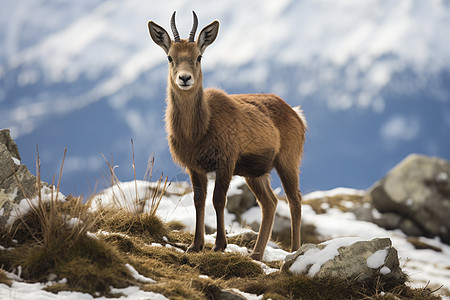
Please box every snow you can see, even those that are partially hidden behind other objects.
[230,288,263,300]
[366,247,388,269]
[380,266,391,275]
[6,186,66,226]
[436,172,448,182]
[303,188,365,201]
[64,217,83,229]
[124,264,156,284]
[12,157,20,165]
[0,274,167,300]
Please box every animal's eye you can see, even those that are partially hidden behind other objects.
[197,55,202,63]
[167,56,173,63]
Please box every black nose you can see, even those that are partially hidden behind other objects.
[179,74,191,84]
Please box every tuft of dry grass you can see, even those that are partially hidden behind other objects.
[99,150,168,216]
[94,207,169,244]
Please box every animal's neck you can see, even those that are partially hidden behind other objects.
[167,84,210,142]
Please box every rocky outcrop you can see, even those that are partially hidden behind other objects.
[0,129,45,229]
[364,154,450,244]
[281,237,404,283]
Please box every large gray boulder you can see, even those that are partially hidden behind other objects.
[365,154,450,243]
[0,129,45,229]
[281,237,404,283]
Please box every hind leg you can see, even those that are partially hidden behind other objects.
[276,164,302,251]
[245,174,278,260]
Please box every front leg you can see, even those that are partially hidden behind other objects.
[187,169,208,252]
[212,170,232,252]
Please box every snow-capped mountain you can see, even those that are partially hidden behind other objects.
[1,0,449,196]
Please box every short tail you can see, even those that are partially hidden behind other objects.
[293,106,308,131]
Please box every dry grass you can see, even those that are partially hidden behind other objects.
[100,151,168,216]
[304,193,366,214]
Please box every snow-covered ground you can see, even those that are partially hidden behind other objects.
[1,177,449,299]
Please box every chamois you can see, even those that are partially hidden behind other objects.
[148,11,306,260]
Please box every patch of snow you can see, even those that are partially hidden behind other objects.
[436,172,448,182]
[198,275,209,279]
[380,266,391,275]
[7,270,164,300]
[0,244,14,251]
[6,186,66,226]
[289,237,363,276]
[303,188,365,201]
[230,288,263,300]
[109,286,169,299]
[227,176,246,196]
[371,208,383,219]
[340,200,355,208]
[366,247,388,269]
[12,157,20,165]
[406,198,414,206]
[262,246,290,262]
[65,217,83,228]
[86,232,99,239]
[241,206,261,224]
[125,263,156,284]
[320,202,330,209]
[226,244,250,256]
[254,261,279,275]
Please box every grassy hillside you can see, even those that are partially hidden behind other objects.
[0,192,441,299]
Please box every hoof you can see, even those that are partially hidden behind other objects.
[187,243,203,253]
[249,252,262,261]
[212,243,227,252]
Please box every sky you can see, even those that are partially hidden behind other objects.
[0,0,449,196]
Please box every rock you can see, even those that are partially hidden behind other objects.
[365,154,450,243]
[399,219,424,237]
[0,129,21,161]
[351,205,375,223]
[373,212,403,231]
[281,237,405,283]
[0,129,48,229]
[226,180,257,219]
[203,283,247,300]
[215,289,246,300]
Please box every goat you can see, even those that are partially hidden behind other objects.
[147,11,306,260]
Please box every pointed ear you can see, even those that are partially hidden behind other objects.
[148,21,172,54]
[197,20,219,54]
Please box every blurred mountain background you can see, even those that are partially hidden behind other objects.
[1,0,449,196]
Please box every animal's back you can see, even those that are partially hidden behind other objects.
[229,93,306,168]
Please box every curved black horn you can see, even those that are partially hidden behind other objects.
[188,11,198,43]
[171,11,181,42]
